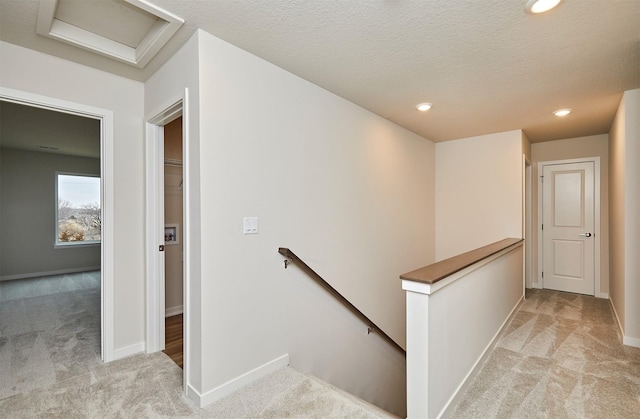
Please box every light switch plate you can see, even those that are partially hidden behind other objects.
[243,217,258,234]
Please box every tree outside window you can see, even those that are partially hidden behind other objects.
[56,173,101,245]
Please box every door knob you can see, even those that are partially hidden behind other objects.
[578,233,592,237]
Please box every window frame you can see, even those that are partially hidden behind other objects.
[55,171,101,248]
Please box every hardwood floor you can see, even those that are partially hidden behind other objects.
[163,314,183,368]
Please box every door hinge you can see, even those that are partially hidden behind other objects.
[540,175,544,183]
[542,272,544,278]
[542,224,544,230]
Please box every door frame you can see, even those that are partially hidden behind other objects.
[537,157,602,297]
[145,89,189,392]
[524,157,533,289]
[0,86,116,362]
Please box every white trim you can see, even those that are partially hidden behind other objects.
[145,90,189,395]
[609,298,640,348]
[623,336,640,348]
[145,96,184,124]
[145,96,184,352]
[596,292,609,299]
[524,158,533,289]
[188,354,290,408]
[0,266,101,282]
[113,341,146,360]
[0,86,116,363]
[537,157,601,297]
[439,296,524,419]
[610,297,624,337]
[166,305,183,317]
[36,0,183,68]
[402,242,523,295]
[145,121,166,353]
[594,158,602,296]
[181,90,191,396]
[54,242,101,249]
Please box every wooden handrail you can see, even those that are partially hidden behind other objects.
[400,238,523,285]
[278,247,406,356]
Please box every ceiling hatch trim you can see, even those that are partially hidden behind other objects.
[36,0,184,68]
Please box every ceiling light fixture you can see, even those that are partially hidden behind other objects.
[416,103,433,111]
[525,0,562,14]
[554,109,572,117]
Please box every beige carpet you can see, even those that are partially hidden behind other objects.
[0,273,394,418]
[447,289,640,418]
[4,274,639,418]
[0,272,101,400]
[0,351,394,418]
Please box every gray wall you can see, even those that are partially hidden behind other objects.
[0,147,100,279]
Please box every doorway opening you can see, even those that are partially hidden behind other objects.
[162,117,184,368]
[0,87,115,362]
[145,93,189,392]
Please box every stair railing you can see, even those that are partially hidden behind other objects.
[278,247,406,356]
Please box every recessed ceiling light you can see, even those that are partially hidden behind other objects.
[416,103,433,111]
[554,109,572,117]
[526,0,562,14]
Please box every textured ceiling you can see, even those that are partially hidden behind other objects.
[1,0,638,142]
[0,101,100,158]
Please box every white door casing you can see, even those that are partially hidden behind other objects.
[525,158,532,289]
[540,159,598,296]
[0,87,116,362]
[145,90,189,394]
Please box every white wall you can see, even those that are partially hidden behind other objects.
[625,89,640,344]
[0,41,145,353]
[150,29,435,416]
[435,130,524,260]
[609,100,626,330]
[145,31,202,388]
[0,148,101,279]
[405,243,523,419]
[531,134,609,294]
[609,88,640,346]
[522,131,531,162]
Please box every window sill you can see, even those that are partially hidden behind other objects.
[55,241,101,249]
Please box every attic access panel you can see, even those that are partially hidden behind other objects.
[36,0,184,68]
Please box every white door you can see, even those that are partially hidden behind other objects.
[542,161,595,295]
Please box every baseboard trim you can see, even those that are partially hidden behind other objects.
[0,266,101,282]
[113,342,145,361]
[165,305,184,317]
[596,292,609,299]
[439,295,525,419]
[610,297,625,338]
[186,383,201,406]
[188,354,290,408]
[609,299,640,348]
[623,336,640,348]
